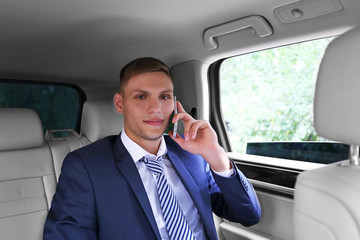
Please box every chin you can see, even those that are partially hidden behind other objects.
[142,129,165,141]
[143,134,164,141]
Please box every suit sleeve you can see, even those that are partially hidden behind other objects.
[43,152,98,240]
[208,159,261,226]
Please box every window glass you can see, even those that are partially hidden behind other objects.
[220,38,348,163]
[0,81,84,133]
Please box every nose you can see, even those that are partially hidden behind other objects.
[147,97,161,114]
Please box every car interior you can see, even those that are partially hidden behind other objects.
[1,0,360,239]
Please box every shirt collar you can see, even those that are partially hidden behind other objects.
[120,129,167,163]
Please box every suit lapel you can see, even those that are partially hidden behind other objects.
[166,139,216,238]
[113,136,161,239]
[167,149,200,202]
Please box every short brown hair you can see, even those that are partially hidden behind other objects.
[119,57,172,93]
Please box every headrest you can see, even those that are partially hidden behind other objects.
[81,101,123,142]
[0,108,44,151]
[314,27,360,146]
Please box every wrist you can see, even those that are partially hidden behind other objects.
[202,145,231,172]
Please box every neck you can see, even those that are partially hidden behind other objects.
[139,139,161,155]
[124,129,162,155]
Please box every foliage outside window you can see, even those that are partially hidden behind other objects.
[220,38,334,156]
[0,81,84,133]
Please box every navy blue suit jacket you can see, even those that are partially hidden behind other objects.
[44,135,261,239]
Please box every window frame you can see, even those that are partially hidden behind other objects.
[208,40,337,197]
[208,59,232,152]
[210,60,305,198]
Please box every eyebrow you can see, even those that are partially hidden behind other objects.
[130,89,173,94]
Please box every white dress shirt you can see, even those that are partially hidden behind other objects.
[121,130,233,240]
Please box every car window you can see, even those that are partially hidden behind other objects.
[0,81,85,133]
[219,37,348,164]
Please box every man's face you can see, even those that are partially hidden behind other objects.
[114,71,174,146]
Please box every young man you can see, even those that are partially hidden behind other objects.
[44,57,261,240]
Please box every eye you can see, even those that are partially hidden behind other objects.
[135,95,146,100]
[160,95,171,100]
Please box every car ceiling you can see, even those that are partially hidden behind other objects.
[1,0,360,92]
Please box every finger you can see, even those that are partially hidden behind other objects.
[172,112,192,123]
[172,101,197,141]
[183,119,207,141]
[172,102,195,123]
[183,121,191,141]
[168,131,187,147]
[170,112,191,141]
[176,101,186,113]
[189,120,206,140]
[189,120,208,139]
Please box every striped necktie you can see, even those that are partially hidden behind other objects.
[142,156,196,240]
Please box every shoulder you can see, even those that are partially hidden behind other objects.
[63,135,119,169]
[73,135,118,157]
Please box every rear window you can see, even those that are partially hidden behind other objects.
[219,37,348,164]
[0,81,85,133]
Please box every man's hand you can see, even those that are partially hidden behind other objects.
[168,101,232,172]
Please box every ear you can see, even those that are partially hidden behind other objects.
[113,92,124,113]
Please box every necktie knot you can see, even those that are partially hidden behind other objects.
[142,156,163,175]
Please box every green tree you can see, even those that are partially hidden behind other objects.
[220,38,333,153]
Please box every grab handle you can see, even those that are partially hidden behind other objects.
[203,15,273,50]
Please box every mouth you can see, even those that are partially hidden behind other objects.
[143,118,164,127]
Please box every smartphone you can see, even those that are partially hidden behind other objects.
[173,96,178,138]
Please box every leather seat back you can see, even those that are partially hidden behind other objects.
[44,101,124,181]
[294,27,360,240]
[81,100,124,142]
[0,108,56,240]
